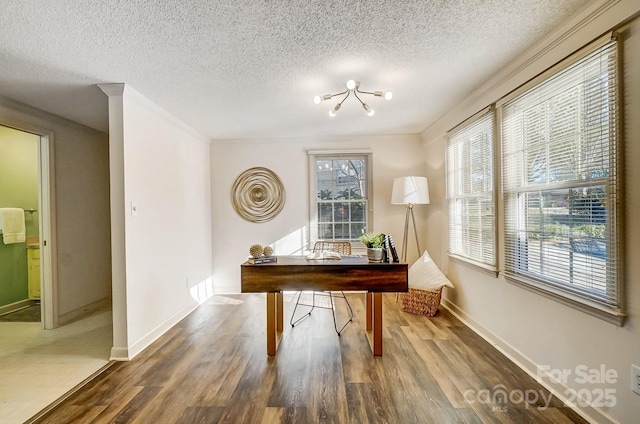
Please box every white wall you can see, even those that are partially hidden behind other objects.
[0,96,111,321]
[55,119,111,319]
[210,135,425,293]
[101,84,213,360]
[420,1,640,423]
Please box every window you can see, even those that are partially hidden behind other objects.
[446,108,496,269]
[309,152,371,244]
[500,39,623,323]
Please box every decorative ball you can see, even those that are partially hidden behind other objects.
[263,246,273,257]
[249,244,264,258]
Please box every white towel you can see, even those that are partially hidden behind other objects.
[0,208,26,244]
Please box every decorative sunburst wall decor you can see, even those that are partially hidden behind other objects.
[231,167,285,223]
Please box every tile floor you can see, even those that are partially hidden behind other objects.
[0,309,112,424]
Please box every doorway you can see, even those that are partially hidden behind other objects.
[0,124,55,329]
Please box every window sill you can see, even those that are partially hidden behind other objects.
[448,254,499,277]
[503,273,626,327]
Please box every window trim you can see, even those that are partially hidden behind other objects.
[446,106,499,272]
[502,274,625,326]
[449,253,499,277]
[308,150,373,250]
[497,34,625,326]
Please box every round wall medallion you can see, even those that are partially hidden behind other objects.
[231,167,285,223]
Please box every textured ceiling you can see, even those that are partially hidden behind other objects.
[0,0,590,140]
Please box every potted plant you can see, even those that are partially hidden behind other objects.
[359,232,385,262]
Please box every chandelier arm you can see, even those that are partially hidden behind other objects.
[330,89,349,99]
[338,90,352,105]
[356,88,376,96]
[352,90,366,106]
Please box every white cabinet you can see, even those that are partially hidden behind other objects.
[27,247,40,299]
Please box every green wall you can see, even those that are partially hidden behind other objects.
[0,126,39,307]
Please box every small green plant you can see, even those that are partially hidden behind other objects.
[359,232,384,248]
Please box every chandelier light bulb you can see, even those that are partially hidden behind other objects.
[314,94,333,104]
[384,91,393,101]
[362,103,375,117]
[346,79,357,90]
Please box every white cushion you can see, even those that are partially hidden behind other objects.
[408,250,454,291]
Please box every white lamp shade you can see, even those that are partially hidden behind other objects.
[391,176,430,205]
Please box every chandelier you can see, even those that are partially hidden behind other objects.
[313,80,393,117]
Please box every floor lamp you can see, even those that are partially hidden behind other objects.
[391,176,430,262]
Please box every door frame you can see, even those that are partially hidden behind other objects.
[0,121,57,329]
[37,133,57,329]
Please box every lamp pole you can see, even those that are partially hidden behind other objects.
[392,175,430,262]
[400,203,421,262]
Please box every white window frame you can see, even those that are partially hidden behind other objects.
[498,35,624,326]
[446,107,497,274]
[308,150,373,249]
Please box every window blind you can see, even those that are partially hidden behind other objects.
[501,40,621,311]
[446,108,496,268]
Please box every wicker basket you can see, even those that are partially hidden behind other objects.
[400,287,442,317]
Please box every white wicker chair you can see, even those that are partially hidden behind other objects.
[289,241,354,335]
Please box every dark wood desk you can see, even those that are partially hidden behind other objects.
[241,255,408,356]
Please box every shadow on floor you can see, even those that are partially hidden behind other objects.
[0,303,41,322]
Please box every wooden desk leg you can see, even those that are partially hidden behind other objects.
[371,293,383,356]
[266,292,283,356]
[365,292,383,356]
[366,292,373,332]
[276,291,283,333]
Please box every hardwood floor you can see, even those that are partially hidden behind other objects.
[34,293,587,423]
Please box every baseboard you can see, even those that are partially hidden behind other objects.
[58,297,111,326]
[440,297,620,424]
[0,299,35,316]
[123,300,199,360]
[110,346,129,361]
